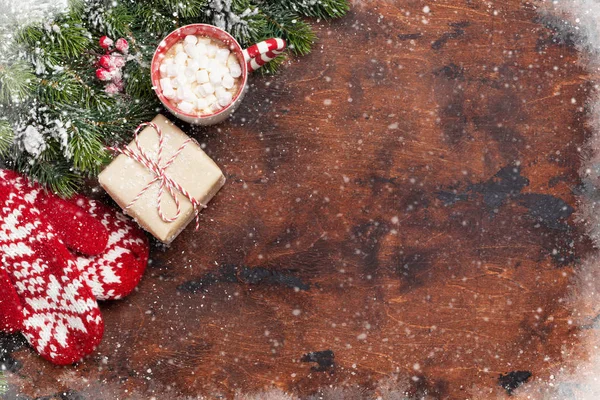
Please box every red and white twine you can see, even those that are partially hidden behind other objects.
[107,122,206,230]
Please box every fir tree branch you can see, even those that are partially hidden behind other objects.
[0,120,14,157]
[12,154,83,197]
[135,3,177,36]
[160,0,208,19]
[257,54,287,74]
[200,0,266,46]
[16,20,91,60]
[67,120,107,173]
[0,370,7,397]
[100,4,135,38]
[0,62,36,103]
[258,0,349,19]
[260,5,316,56]
[123,61,154,100]
[0,0,349,195]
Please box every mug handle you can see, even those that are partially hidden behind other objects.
[242,38,287,72]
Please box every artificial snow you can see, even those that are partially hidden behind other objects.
[524,2,600,399]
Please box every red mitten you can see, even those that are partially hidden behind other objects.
[0,170,103,365]
[30,187,149,301]
[66,196,149,300]
[37,195,109,256]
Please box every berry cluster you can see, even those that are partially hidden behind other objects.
[95,36,129,95]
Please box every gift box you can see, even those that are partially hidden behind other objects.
[99,114,225,244]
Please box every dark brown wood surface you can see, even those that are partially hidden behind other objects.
[2,1,595,399]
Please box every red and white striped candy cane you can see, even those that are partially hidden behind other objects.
[243,38,287,72]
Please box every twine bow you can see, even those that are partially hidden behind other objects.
[108,122,206,230]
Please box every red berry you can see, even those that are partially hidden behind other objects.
[95,68,112,81]
[98,54,113,69]
[111,55,126,68]
[115,38,129,54]
[104,82,120,95]
[99,36,113,49]
[112,78,124,90]
[108,66,122,80]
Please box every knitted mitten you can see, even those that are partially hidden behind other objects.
[3,175,150,302]
[64,195,149,300]
[0,170,103,365]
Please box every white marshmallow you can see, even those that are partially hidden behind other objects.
[174,51,188,65]
[206,44,217,58]
[205,94,217,105]
[221,73,234,89]
[195,43,207,56]
[185,66,197,78]
[196,69,209,84]
[162,38,242,116]
[176,86,186,101]
[163,87,176,100]
[182,86,196,103]
[184,43,199,59]
[160,78,173,91]
[195,85,207,97]
[217,91,233,107]
[197,56,209,69]
[184,35,198,45]
[209,71,223,86]
[177,101,195,113]
[166,64,178,77]
[206,58,222,73]
[215,48,230,64]
[210,102,223,112]
[215,86,227,99]
[175,73,188,87]
[201,82,215,95]
[187,59,200,71]
[159,64,168,77]
[196,97,208,110]
[228,58,242,78]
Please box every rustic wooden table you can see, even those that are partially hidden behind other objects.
[2,1,594,399]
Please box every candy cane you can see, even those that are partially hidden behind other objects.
[243,38,287,72]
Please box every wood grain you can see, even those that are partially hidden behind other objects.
[3,1,594,399]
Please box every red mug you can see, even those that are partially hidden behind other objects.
[151,24,286,125]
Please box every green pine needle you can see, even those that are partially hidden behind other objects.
[0,62,36,103]
[13,154,83,197]
[67,120,107,173]
[258,54,287,74]
[0,119,14,156]
[261,6,316,56]
[16,21,91,60]
[123,62,155,100]
[0,370,7,396]
[274,0,350,19]
[162,0,208,19]
[0,0,348,195]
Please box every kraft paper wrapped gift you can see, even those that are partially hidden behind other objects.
[99,114,226,244]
